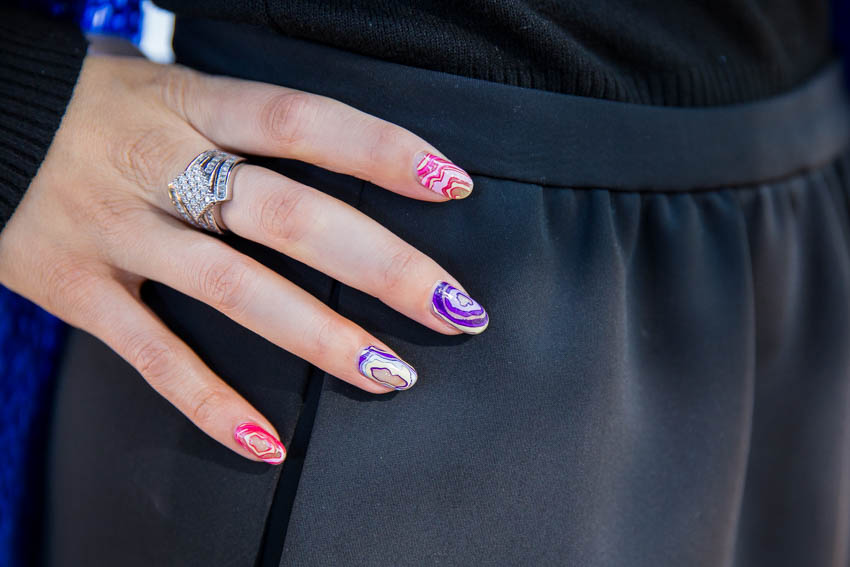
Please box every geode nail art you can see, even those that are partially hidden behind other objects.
[233,422,286,464]
[414,152,473,199]
[431,281,489,334]
[357,346,418,390]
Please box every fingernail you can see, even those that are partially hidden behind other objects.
[358,346,418,390]
[414,151,473,199]
[431,281,489,334]
[233,422,286,464]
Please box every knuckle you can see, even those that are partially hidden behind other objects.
[313,316,346,360]
[42,257,101,317]
[108,127,180,190]
[128,335,178,386]
[186,386,227,427]
[195,257,254,316]
[367,121,403,165]
[152,64,200,121]
[381,245,420,295]
[259,91,318,149]
[256,188,312,244]
[87,194,149,244]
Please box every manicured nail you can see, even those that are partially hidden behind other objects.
[431,281,489,334]
[358,346,418,390]
[233,422,286,464]
[414,151,473,199]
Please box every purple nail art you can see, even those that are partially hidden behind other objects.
[431,281,489,334]
[358,346,418,390]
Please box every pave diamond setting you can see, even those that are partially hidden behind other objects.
[168,150,246,233]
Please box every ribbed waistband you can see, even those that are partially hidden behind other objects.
[174,19,850,192]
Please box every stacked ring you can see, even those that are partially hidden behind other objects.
[167,149,246,234]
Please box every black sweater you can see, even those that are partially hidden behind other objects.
[0,1,837,233]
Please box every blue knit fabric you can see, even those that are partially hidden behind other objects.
[0,287,67,567]
[29,0,141,42]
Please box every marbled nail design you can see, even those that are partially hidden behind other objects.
[431,281,489,334]
[233,422,286,464]
[415,152,473,199]
[358,346,418,390]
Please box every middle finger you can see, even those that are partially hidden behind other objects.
[219,164,489,336]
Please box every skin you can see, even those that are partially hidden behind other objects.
[0,54,481,464]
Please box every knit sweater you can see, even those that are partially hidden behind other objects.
[0,1,837,234]
[158,0,835,107]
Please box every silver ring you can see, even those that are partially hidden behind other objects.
[168,149,246,234]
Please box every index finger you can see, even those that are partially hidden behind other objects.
[164,67,474,201]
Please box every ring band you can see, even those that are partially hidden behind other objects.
[168,149,246,234]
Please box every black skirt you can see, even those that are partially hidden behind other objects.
[44,18,850,567]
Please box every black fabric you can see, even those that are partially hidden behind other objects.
[44,19,850,566]
[175,20,850,193]
[0,6,87,233]
[154,0,835,107]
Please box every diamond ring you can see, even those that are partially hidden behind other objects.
[167,149,246,234]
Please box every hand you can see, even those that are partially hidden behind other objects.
[0,55,488,465]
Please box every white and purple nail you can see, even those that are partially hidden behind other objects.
[431,281,489,334]
[358,346,418,390]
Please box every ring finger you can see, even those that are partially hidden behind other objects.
[114,212,420,393]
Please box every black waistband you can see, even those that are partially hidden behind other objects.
[174,18,850,192]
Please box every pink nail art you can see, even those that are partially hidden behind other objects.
[415,152,474,199]
[233,422,286,464]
